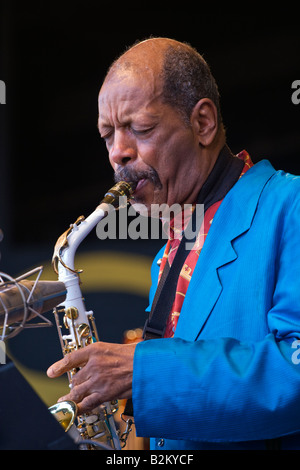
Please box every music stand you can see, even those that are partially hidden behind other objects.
[0,358,78,450]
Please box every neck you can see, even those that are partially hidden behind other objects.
[183,135,226,206]
[196,143,244,210]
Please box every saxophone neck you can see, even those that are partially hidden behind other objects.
[52,181,136,276]
[52,208,106,277]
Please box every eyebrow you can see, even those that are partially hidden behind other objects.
[97,112,104,127]
[97,117,111,134]
[97,102,165,138]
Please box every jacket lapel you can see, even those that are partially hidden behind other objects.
[174,160,276,341]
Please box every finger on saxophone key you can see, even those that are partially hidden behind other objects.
[57,394,70,403]
[47,347,87,377]
[46,361,63,378]
[47,356,74,378]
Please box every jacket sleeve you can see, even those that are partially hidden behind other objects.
[132,188,300,443]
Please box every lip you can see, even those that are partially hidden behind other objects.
[133,178,147,195]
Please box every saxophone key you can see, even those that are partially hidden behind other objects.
[78,323,90,338]
[65,306,79,319]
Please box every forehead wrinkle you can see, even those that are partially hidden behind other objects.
[98,88,138,131]
[98,71,164,133]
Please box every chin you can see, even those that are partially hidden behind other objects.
[130,182,168,215]
[130,201,150,217]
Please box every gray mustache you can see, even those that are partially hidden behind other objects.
[114,166,162,189]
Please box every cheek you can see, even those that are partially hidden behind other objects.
[138,134,174,171]
[138,126,196,185]
[146,140,185,183]
[109,159,117,171]
[132,145,162,183]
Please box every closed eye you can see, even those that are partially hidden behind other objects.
[132,126,155,136]
[99,127,114,142]
[101,131,113,141]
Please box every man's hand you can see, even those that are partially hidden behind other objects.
[47,341,137,414]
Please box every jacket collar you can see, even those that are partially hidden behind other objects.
[174,159,276,341]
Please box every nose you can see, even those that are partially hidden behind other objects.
[109,128,137,168]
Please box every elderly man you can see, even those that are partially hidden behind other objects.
[47,38,300,450]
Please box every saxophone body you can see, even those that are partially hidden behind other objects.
[49,181,135,450]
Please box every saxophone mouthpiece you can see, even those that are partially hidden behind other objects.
[100,181,136,209]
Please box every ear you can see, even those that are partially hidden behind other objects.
[190,98,218,147]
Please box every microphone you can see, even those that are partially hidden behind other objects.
[0,230,66,338]
[0,279,67,327]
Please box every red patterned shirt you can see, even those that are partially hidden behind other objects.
[159,150,253,338]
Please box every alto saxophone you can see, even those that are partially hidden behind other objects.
[48,181,135,450]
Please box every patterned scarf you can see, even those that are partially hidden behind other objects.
[159,150,253,338]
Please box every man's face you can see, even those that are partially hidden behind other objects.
[98,71,201,213]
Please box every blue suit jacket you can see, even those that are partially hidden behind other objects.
[132,159,300,450]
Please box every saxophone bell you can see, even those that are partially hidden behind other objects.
[48,400,77,432]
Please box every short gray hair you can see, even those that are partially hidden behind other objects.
[161,42,223,128]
